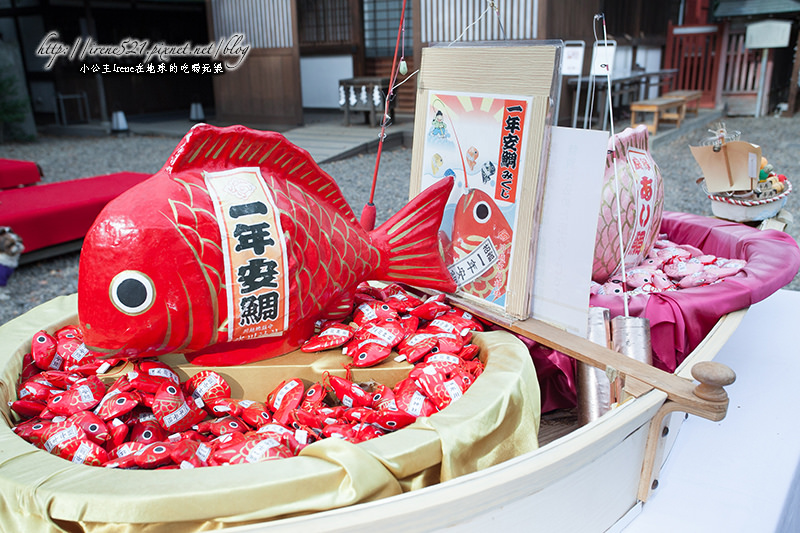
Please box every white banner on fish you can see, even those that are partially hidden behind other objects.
[204,167,290,342]
[447,236,499,287]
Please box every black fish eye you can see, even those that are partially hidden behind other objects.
[473,201,492,223]
[110,271,155,316]
[89,424,99,432]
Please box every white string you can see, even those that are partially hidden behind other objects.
[491,1,507,40]
[596,13,629,317]
[392,69,420,92]
[449,4,492,46]
[404,2,502,91]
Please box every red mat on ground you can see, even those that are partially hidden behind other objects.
[0,172,151,253]
[0,159,42,189]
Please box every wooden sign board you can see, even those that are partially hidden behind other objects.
[745,20,792,49]
[410,42,562,320]
[690,141,762,193]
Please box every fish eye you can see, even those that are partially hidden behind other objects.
[115,397,127,405]
[473,201,491,223]
[110,270,155,316]
[166,386,178,395]
[143,430,153,439]
[35,335,47,343]
[88,424,99,432]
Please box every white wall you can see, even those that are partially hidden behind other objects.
[300,55,354,109]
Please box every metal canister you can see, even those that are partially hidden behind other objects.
[576,307,614,425]
[611,315,653,365]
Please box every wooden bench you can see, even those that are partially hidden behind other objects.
[630,97,686,135]
[662,90,703,117]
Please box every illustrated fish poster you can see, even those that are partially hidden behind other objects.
[419,90,533,312]
[410,43,561,320]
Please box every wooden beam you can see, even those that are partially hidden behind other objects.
[504,316,730,422]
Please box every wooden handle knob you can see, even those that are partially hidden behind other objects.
[691,361,736,402]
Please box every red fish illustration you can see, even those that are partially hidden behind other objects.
[440,188,513,300]
[78,124,455,366]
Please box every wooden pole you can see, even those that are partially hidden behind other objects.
[783,27,800,117]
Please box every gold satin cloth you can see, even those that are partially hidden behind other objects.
[0,295,541,532]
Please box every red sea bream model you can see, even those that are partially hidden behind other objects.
[77,124,456,366]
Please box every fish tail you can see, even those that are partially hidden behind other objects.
[371,177,457,293]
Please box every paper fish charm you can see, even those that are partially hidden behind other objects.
[78,124,456,366]
[440,188,513,300]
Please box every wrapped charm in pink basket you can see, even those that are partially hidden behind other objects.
[593,125,665,282]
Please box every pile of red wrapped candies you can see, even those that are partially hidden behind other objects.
[10,283,486,469]
[591,236,747,297]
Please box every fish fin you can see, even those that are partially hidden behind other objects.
[321,291,356,321]
[371,177,457,293]
[164,124,360,227]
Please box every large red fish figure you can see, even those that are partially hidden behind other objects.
[440,188,513,301]
[78,125,456,366]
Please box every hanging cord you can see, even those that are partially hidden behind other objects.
[490,1,507,40]
[361,0,504,231]
[361,0,409,231]
[449,2,492,45]
[596,13,629,317]
[585,16,602,130]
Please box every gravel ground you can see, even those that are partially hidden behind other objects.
[1,114,798,327]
